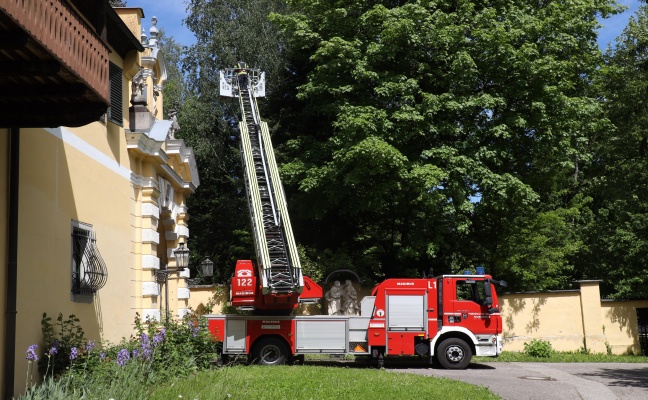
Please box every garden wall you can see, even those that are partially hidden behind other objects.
[500,281,648,355]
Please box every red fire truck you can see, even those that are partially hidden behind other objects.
[207,262,505,369]
[209,65,506,369]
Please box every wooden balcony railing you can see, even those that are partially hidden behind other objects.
[2,0,110,104]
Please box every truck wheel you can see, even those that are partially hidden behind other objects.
[252,338,290,366]
[437,338,472,370]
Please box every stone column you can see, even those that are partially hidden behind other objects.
[174,204,191,318]
[139,177,162,321]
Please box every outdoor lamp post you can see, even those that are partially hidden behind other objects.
[157,242,190,320]
[200,258,214,279]
[174,242,190,270]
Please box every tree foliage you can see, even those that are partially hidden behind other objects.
[581,3,648,298]
[163,0,648,298]
[269,0,619,289]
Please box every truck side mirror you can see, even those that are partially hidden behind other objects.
[483,281,493,306]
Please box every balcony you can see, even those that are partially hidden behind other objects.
[0,0,112,127]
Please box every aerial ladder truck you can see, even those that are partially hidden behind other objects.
[210,63,505,368]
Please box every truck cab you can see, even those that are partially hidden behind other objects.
[366,273,504,369]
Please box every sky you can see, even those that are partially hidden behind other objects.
[128,0,642,48]
[597,0,642,48]
[129,0,197,45]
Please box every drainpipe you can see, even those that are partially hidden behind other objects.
[4,127,19,399]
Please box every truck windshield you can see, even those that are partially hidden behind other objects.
[456,280,488,305]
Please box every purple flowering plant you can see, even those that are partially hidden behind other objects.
[153,328,166,345]
[25,344,39,362]
[116,348,130,366]
[130,310,221,373]
[24,344,38,391]
[30,310,221,387]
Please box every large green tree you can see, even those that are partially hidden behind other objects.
[270,0,620,289]
[172,0,647,296]
[581,4,648,298]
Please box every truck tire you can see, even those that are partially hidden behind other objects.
[437,338,472,370]
[252,338,290,366]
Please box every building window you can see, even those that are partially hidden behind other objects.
[107,62,123,126]
[71,221,108,295]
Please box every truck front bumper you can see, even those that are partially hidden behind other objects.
[474,334,503,357]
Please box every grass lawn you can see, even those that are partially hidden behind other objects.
[149,352,647,399]
[150,365,500,400]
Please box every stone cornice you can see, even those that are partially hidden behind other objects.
[141,47,167,84]
[166,139,200,188]
[161,164,196,194]
[130,173,160,191]
[127,120,198,194]
[126,131,170,163]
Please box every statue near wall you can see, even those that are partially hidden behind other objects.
[324,279,359,316]
[167,101,180,140]
[324,280,343,315]
[342,280,359,316]
[130,68,146,105]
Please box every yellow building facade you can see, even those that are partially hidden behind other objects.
[1,7,197,397]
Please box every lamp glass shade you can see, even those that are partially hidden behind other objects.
[174,243,190,268]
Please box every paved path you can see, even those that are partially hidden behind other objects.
[393,362,648,400]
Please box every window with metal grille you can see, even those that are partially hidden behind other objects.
[107,62,123,126]
[71,221,108,295]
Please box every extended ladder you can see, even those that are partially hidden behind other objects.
[219,67,304,295]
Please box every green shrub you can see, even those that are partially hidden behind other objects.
[523,339,553,358]
[38,313,89,376]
